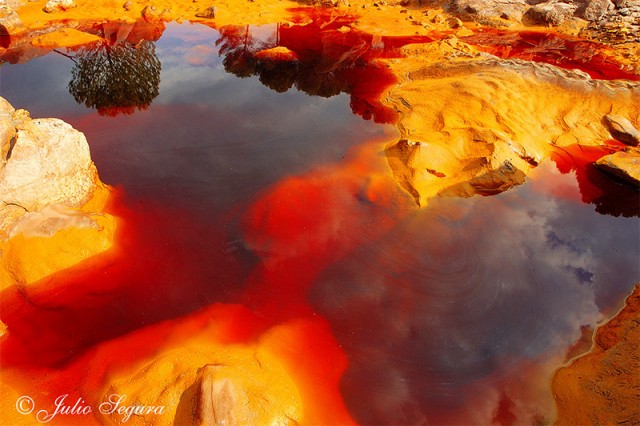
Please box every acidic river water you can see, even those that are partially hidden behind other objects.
[1,19,639,425]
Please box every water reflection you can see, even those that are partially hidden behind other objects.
[67,40,161,116]
[551,143,640,218]
[214,9,432,123]
[307,163,639,424]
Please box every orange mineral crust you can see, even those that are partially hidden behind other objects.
[1,304,355,425]
[552,285,640,425]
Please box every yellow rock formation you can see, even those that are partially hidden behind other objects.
[91,307,354,425]
[0,97,118,289]
[383,51,640,205]
[101,343,302,425]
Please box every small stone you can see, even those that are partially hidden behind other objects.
[193,366,235,425]
[448,17,463,28]
[525,1,578,25]
[43,0,76,13]
[195,6,216,18]
[141,5,160,21]
[0,119,15,168]
[603,114,640,146]
[0,6,24,37]
[581,0,614,21]
[122,1,132,11]
[452,0,528,23]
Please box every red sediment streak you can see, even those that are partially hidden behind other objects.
[492,392,517,426]
[462,30,640,81]
[240,143,410,320]
[550,141,640,217]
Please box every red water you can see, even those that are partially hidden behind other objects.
[463,29,640,81]
[551,141,640,217]
[0,193,247,368]
[215,8,436,123]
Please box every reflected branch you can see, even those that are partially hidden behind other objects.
[67,40,161,116]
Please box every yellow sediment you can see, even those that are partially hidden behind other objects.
[100,342,303,425]
[94,312,309,426]
[31,28,104,47]
[15,0,302,31]
[0,380,39,426]
[382,49,640,204]
[0,183,117,290]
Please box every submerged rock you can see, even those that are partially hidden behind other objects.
[594,149,640,187]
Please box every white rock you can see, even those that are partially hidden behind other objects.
[43,0,76,13]
[0,97,98,236]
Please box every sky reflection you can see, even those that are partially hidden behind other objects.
[1,23,391,212]
[309,162,639,425]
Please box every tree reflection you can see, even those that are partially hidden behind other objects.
[215,15,401,123]
[68,40,161,116]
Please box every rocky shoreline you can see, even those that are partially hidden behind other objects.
[0,97,116,290]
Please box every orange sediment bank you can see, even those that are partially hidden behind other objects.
[552,285,640,425]
[0,303,355,425]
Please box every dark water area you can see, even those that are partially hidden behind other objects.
[1,18,639,425]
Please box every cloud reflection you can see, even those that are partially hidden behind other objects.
[309,163,638,424]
